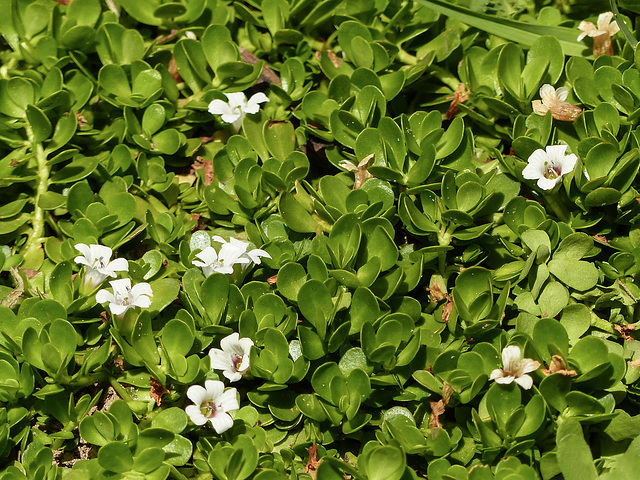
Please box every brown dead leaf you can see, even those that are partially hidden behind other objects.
[75,111,88,128]
[630,358,640,368]
[340,154,374,189]
[446,83,469,120]
[429,400,446,428]
[191,159,214,186]
[592,234,610,245]
[239,47,281,86]
[267,274,278,285]
[168,55,183,84]
[113,358,125,372]
[614,324,636,342]
[303,445,320,479]
[150,378,169,406]
[429,382,453,429]
[428,283,453,323]
[541,355,577,376]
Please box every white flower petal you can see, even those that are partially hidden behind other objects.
[555,87,569,102]
[187,384,207,405]
[108,303,129,316]
[209,349,233,371]
[515,374,534,390]
[204,380,225,400]
[95,289,114,304]
[537,176,559,190]
[519,358,542,375]
[501,345,522,371]
[210,412,234,434]
[560,154,578,175]
[219,388,240,412]
[225,92,248,109]
[539,84,558,104]
[208,99,234,116]
[131,282,153,296]
[220,333,240,352]
[185,405,208,425]
[237,337,254,354]
[495,376,515,384]
[223,370,243,382]
[221,112,243,125]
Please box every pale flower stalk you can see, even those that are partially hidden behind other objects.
[490,345,541,390]
[95,278,153,317]
[185,380,239,433]
[577,12,620,58]
[192,244,250,276]
[522,145,578,191]
[531,84,582,122]
[74,243,129,289]
[209,333,254,382]
[212,236,271,266]
[208,92,269,131]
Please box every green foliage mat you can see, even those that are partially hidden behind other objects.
[2,0,640,479]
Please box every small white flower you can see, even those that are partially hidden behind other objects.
[531,84,581,122]
[208,92,269,131]
[185,380,239,433]
[74,243,129,289]
[95,278,153,317]
[192,244,250,276]
[577,12,620,41]
[209,333,254,382]
[577,12,620,58]
[522,145,578,190]
[212,236,271,266]
[490,345,541,390]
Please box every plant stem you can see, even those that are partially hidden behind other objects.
[109,377,135,403]
[396,48,417,65]
[23,122,49,264]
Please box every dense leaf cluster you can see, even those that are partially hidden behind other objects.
[1,0,640,479]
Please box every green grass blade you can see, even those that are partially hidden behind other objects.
[414,0,590,57]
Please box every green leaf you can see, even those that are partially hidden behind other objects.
[298,280,332,339]
[26,105,52,143]
[548,259,598,291]
[98,442,134,473]
[556,421,598,480]
[263,120,295,162]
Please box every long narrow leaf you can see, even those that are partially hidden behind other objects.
[611,0,638,47]
[414,0,590,57]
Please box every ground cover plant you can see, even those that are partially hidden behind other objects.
[3,0,640,478]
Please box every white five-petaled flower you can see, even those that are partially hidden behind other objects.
[212,236,271,266]
[522,145,578,191]
[185,380,239,433]
[208,92,269,131]
[531,84,582,122]
[490,345,541,390]
[577,12,620,58]
[209,333,254,382]
[577,12,620,41]
[192,244,250,276]
[74,243,129,289]
[95,278,153,317]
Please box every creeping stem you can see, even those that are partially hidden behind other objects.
[23,121,50,263]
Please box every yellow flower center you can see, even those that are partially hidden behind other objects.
[200,400,217,418]
[544,161,561,180]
